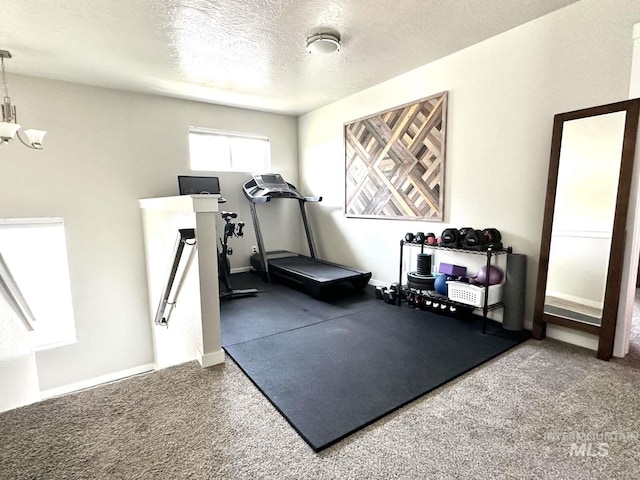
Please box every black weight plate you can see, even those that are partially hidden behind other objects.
[407,271,434,280]
[407,276,435,290]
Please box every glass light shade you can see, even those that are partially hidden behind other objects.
[0,122,20,142]
[306,34,341,54]
[22,129,47,149]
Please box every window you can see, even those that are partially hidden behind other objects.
[0,218,76,350]
[188,127,270,172]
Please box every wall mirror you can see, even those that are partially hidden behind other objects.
[533,98,640,360]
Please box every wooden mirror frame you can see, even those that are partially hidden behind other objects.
[532,98,640,360]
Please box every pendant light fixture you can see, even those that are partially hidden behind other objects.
[0,50,46,149]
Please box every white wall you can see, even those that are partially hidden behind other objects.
[0,294,39,412]
[615,22,640,357]
[0,76,298,391]
[298,0,640,350]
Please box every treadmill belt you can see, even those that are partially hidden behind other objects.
[269,256,360,282]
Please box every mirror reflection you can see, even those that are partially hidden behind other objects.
[543,111,626,326]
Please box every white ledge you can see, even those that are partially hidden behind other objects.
[139,194,221,213]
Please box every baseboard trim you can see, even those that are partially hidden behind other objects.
[545,290,603,310]
[40,363,155,400]
[196,348,225,367]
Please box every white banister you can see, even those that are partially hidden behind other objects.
[0,251,36,331]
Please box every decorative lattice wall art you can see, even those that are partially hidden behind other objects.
[344,91,447,220]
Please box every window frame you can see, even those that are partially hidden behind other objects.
[0,217,77,351]
[188,127,271,173]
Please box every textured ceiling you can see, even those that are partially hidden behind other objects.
[0,0,580,115]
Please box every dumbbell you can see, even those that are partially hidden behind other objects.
[440,228,461,247]
[482,228,501,243]
[382,288,397,304]
[405,232,433,245]
[458,227,474,238]
[462,229,486,249]
[422,298,432,310]
[407,289,418,308]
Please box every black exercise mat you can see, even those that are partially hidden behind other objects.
[221,274,378,346]
[225,303,529,451]
[220,290,329,346]
[219,271,279,292]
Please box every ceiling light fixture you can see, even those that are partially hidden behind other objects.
[306,33,341,55]
[0,50,46,150]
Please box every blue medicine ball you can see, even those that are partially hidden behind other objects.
[434,274,448,295]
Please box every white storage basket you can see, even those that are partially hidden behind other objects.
[446,281,504,308]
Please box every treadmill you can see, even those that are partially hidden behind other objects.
[243,173,371,297]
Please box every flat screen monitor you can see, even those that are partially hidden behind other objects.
[177,176,221,195]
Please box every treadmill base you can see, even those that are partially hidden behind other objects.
[250,252,371,298]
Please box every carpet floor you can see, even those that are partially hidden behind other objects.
[1,282,639,479]
[2,341,639,479]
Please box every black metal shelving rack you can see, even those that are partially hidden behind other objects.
[398,240,510,334]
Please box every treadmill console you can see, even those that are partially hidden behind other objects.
[243,172,322,203]
[253,173,289,192]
